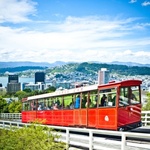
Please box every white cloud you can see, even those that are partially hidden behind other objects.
[0,15,150,64]
[129,0,137,3]
[108,50,150,64]
[0,0,37,23]
[142,1,150,6]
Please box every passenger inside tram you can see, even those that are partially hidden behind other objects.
[74,95,80,109]
[85,98,95,108]
[82,96,87,108]
[69,102,74,109]
[129,88,137,101]
[30,101,36,110]
[53,103,59,110]
[101,94,107,106]
[37,105,42,110]
[56,99,60,107]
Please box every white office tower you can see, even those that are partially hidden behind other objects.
[98,68,110,85]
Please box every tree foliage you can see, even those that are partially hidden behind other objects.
[0,96,8,113]
[0,124,66,150]
[142,92,150,111]
[23,88,32,93]
[8,101,22,113]
[15,91,28,101]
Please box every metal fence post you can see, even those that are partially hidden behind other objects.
[3,121,5,128]
[121,132,126,150]
[89,130,93,150]
[66,128,69,149]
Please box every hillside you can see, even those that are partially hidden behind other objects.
[0,61,150,76]
[46,62,150,76]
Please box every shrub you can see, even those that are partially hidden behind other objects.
[0,124,66,150]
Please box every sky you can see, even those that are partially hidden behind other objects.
[0,0,150,64]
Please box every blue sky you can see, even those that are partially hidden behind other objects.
[0,0,150,64]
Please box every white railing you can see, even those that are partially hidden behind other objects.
[0,111,150,126]
[141,111,150,126]
[0,120,149,150]
[0,113,21,120]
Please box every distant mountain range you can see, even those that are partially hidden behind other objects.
[0,61,150,68]
[110,61,150,67]
[0,61,68,68]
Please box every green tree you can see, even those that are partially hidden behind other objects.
[14,91,28,100]
[23,88,32,93]
[142,92,150,111]
[0,88,7,96]
[8,101,22,113]
[0,124,66,150]
[0,96,8,113]
[46,86,56,92]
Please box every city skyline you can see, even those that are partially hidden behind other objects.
[0,0,150,64]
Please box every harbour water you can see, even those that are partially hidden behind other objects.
[0,77,34,87]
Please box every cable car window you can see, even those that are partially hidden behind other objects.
[89,90,97,108]
[81,92,88,108]
[119,87,129,106]
[37,99,45,110]
[51,96,62,110]
[47,97,54,110]
[84,90,97,108]
[119,86,140,106]
[63,94,74,109]
[30,100,36,110]
[22,102,29,111]
[74,93,81,109]
[130,86,140,104]
[98,88,117,107]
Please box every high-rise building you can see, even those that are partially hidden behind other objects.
[8,74,18,83]
[7,83,21,93]
[98,68,110,85]
[7,74,21,93]
[35,72,45,84]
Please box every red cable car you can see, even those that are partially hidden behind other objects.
[22,79,142,131]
